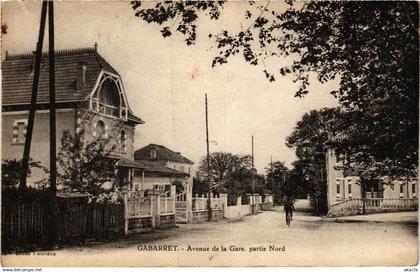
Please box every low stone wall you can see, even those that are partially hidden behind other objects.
[159,214,176,228]
[260,202,273,210]
[224,204,252,219]
[213,209,223,221]
[328,206,418,217]
[128,216,153,233]
[192,209,223,224]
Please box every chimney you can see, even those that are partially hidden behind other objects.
[31,51,36,73]
[76,63,87,91]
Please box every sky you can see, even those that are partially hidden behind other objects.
[1,1,338,174]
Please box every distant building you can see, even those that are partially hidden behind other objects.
[133,144,193,193]
[2,47,145,187]
[325,135,418,215]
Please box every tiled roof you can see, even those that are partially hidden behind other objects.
[2,48,117,106]
[116,158,147,169]
[128,114,145,124]
[2,47,144,124]
[137,160,189,177]
[134,144,193,164]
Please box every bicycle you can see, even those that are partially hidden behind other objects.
[285,212,292,227]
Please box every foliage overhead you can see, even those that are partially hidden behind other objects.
[132,1,418,180]
[287,107,343,160]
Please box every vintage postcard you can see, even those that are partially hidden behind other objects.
[1,0,418,268]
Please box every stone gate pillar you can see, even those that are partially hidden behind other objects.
[220,193,228,218]
[186,178,193,223]
[151,192,161,228]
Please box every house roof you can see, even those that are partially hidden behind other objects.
[116,158,147,169]
[2,48,112,105]
[134,144,193,164]
[137,160,189,177]
[2,47,143,124]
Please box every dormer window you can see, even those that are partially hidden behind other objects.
[150,148,156,159]
[90,71,128,121]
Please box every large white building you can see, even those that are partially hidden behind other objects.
[325,138,418,216]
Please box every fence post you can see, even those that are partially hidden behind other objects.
[220,193,228,218]
[186,182,193,223]
[150,194,155,227]
[237,196,242,207]
[171,185,176,214]
[123,192,129,235]
[151,193,160,228]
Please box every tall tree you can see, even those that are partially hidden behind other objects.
[195,152,255,197]
[286,108,342,214]
[132,1,419,180]
[265,160,288,204]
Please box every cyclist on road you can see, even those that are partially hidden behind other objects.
[284,198,295,226]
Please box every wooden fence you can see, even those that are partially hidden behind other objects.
[2,199,124,252]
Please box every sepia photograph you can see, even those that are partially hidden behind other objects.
[1,0,418,268]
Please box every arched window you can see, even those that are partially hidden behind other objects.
[99,79,120,106]
[98,79,120,117]
[90,73,128,120]
[120,130,126,152]
[96,120,105,139]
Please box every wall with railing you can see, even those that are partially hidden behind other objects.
[190,194,224,223]
[327,197,419,217]
[224,196,252,219]
[127,195,152,218]
[160,196,175,214]
[224,194,274,218]
[123,186,176,234]
[175,191,275,224]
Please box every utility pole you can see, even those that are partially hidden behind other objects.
[19,1,48,190]
[270,155,274,202]
[205,94,212,221]
[251,135,255,213]
[48,0,58,249]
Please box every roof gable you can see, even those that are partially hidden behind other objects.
[134,144,193,164]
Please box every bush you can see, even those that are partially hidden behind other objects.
[2,187,50,205]
[227,194,237,206]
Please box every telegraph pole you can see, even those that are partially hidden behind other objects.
[251,135,255,213]
[19,1,48,190]
[205,94,212,221]
[48,0,58,248]
[270,155,274,200]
